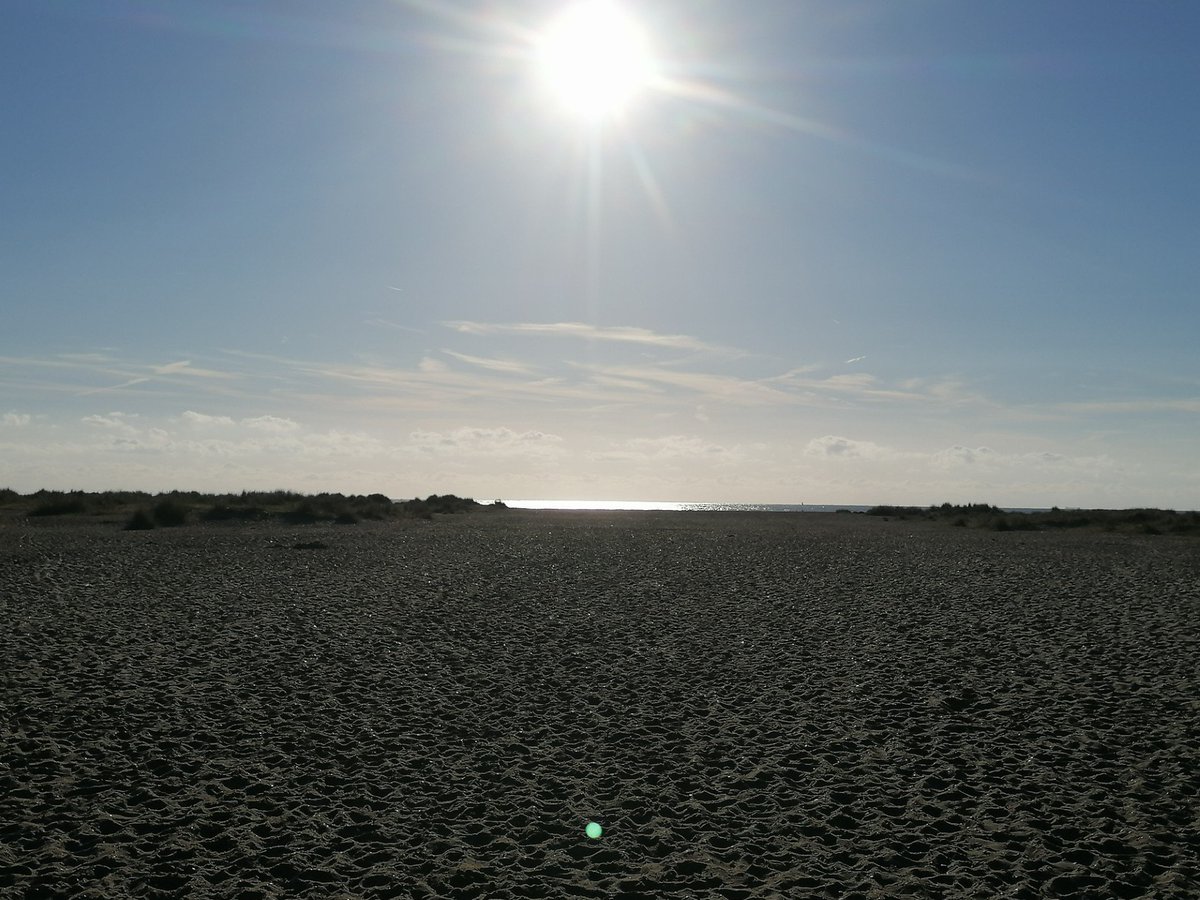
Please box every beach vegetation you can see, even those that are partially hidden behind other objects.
[282,499,325,525]
[124,509,156,530]
[92,491,154,510]
[992,516,1038,531]
[865,502,1200,536]
[201,503,268,522]
[29,491,90,516]
[152,498,190,527]
[0,488,496,527]
[399,494,482,517]
[864,504,920,518]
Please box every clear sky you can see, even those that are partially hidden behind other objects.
[3,0,1198,507]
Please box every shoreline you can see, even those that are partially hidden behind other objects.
[5,487,1197,538]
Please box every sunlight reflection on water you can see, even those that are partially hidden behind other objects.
[502,499,872,512]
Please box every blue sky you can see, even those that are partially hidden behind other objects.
[3,0,1198,506]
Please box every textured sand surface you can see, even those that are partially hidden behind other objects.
[2,511,1198,898]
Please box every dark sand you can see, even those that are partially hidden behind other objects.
[2,511,1198,898]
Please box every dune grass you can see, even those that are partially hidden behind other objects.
[865,502,1200,535]
[4,488,1192,535]
[0,488,498,529]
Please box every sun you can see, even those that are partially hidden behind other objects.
[534,1,658,123]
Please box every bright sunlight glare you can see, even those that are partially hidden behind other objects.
[534,1,657,122]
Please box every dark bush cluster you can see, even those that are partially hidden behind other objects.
[152,499,190,527]
[92,491,153,510]
[990,516,1039,532]
[201,504,269,522]
[867,502,1004,520]
[122,499,190,530]
[863,504,921,518]
[124,509,156,531]
[4,487,498,528]
[866,501,1200,536]
[399,494,481,518]
[29,491,90,517]
[278,493,400,524]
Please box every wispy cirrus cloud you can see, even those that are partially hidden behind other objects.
[298,351,998,419]
[79,376,152,395]
[0,354,150,396]
[574,361,985,411]
[441,350,538,375]
[151,360,235,379]
[777,371,932,404]
[573,362,791,405]
[0,354,114,372]
[588,374,667,394]
[298,360,612,410]
[78,360,239,395]
[365,317,425,335]
[73,410,381,459]
[57,352,117,363]
[443,320,738,354]
[3,343,1004,427]
[0,354,240,397]
[1055,398,1200,415]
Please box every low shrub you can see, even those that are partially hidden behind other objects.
[152,499,189,527]
[92,491,151,510]
[125,509,156,530]
[30,495,88,516]
[282,501,324,525]
[202,504,267,522]
[399,494,479,517]
[865,505,921,517]
[8,486,491,528]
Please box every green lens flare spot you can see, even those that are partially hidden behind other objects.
[585,821,603,839]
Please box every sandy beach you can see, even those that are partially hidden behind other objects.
[2,511,1197,898]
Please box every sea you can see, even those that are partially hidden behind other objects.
[503,500,871,512]
[502,500,1052,513]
